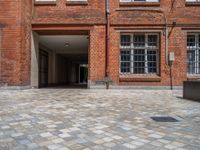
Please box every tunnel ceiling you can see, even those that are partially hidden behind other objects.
[39,35,89,54]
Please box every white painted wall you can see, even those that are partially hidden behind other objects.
[31,32,39,88]
[39,44,57,85]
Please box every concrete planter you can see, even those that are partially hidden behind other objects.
[183,81,200,101]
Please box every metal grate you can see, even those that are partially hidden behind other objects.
[151,116,179,122]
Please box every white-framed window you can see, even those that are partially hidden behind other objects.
[34,0,87,3]
[35,0,56,2]
[34,0,56,4]
[120,33,160,75]
[120,0,159,2]
[186,0,200,2]
[187,33,200,75]
[66,0,87,1]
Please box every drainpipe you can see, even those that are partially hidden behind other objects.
[163,12,168,65]
[0,28,2,84]
[105,0,110,89]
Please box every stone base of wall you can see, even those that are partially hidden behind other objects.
[0,85,31,90]
[90,85,183,90]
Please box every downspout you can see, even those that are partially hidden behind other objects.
[0,28,2,84]
[163,12,168,65]
[105,0,110,89]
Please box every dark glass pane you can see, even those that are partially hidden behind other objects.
[187,51,195,74]
[134,49,145,74]
[148,35,158,46]
[199,50,200,74]
[121,50,131,61]
[187,35,195,47]
[134,35,145,47]
[121,35,131,46]
[147,50,157,73]
[121,62,131,73]
[199,35,200,46]
[120,50,131,73]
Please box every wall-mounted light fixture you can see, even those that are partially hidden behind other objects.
[169,52,175,90]
[64,42,70,47]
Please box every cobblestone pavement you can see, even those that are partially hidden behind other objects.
[0,89,200,150]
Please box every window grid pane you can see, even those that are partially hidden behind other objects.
[147,50,157,73]
[120,0,159,2]
[134,49,145,74]
[120,34,159,75]
[186,0,200,2]
[120,50,131,73]
[134,35,145,47]
[121,35,131,47]
[187,34,200,75]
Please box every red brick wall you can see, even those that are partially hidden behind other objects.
[107,0,200,86]
[89,26,106,85]
[20,0,32,86]
[109,26,188,86]
[0,0,200,87]
[32,0,106,25]
[0,0,32,86]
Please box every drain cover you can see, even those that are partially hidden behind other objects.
[151,116,179,122]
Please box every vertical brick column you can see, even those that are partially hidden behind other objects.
[0,0,32,86]
[89,25,106,85]
[19,0,32,86]
[167,27,187,85]
[109,27,120,85]
[0,1,22,86]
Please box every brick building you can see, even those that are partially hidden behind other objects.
[0,0,200,89]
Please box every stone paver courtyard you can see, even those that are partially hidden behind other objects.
[0,89,200,150]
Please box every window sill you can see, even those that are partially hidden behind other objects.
[119,75,161,82]
[187,75,200,81]
[34,0,56,5]
[185,2,200,6]
[66,1,88,5]
[119,2,160,7]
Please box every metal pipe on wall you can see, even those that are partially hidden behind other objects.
[105,0,110,89]
[0,28,2,83]
[164,13,169,65]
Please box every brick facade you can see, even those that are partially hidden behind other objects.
[0,0,200,88]
[0,0,32,86]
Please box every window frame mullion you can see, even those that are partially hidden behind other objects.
[196,34,199,74]
[131,34,134,74]
[145,34,148,74]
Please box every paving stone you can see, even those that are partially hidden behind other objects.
[19,139,31,145]
[27,143,38,149]
[52,138,64,144]
[47,144,63,150]
[123,143,137,149]
[40,132,53,138]
[0,89,199,150]
[59,133,71,138]
[11,132,24,137]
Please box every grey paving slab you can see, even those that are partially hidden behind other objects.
[0,89,200,150]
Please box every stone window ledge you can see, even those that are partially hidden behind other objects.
[66,1,88,5]
[185,2,200,6]
[119,2,160,7]
[187,76,200,81]
[34,0,56,5]
[119,75,161,82]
